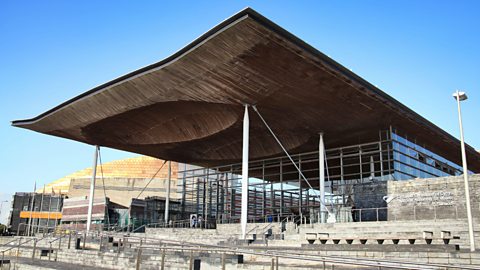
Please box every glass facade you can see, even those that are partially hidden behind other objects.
[176,126,467,222]
[390,128,463,180]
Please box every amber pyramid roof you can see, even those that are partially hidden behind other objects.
[38,156,173,194]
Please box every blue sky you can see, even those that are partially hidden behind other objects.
[0,1,479,223]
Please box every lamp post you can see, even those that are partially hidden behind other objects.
[452,90,475,252]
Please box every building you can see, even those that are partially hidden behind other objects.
[40,156,180,202]
[48,156,184,229]
[12,8,480,230]
[8,192,63,235]
[9,156,185,233]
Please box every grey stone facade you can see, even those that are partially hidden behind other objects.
[386,174,480,221]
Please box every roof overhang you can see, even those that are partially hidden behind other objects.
[12,8,480,171]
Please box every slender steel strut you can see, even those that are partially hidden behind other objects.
[86,145,99,232]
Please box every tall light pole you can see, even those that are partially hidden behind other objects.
[453,90,475,252]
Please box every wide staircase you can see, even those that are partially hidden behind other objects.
[1,218,480,269]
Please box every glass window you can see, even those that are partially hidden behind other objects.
[390,129,462,181]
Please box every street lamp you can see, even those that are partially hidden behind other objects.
[452,90,475,252]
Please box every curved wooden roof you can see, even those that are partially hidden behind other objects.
[12,8,480,171]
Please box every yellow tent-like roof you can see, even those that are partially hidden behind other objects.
[38,156,170,194]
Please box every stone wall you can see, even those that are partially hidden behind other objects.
[387,174,480,221]
[353,181,387,221]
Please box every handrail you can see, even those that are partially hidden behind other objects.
[1,231,54,253]
[1,228,478,270]
[132,225,146,233]
[260,222,275,235]
[118,233,478,270]
[245,225,259,236]
[17,222,57,236]
[0,238,18,248]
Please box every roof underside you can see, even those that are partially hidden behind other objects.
[12,8,480,171]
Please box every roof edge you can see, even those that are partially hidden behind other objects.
[11,7,480,159]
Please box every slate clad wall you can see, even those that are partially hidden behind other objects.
[387,174,480,221]
[353,181,388,221]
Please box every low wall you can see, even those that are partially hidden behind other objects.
[216,222,282,235]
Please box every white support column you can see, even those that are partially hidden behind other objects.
[319,133,325,223]
[241,105,249,239]
[86,145,99,232]
[165,160,172,224]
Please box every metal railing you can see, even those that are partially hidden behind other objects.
[145,219,192,229]
[112,232,479,270]
[1,227,479,270]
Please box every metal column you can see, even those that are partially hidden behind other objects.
[181,163,186,218]
[340,150,345,206]
[379,142,384,177]
[86,145,99,232]
[298,156,302,216]
[319,133,326,223]
[280,159,283,217]
[241,105,249,239]
[370,156,375,179]
[27,181,36,236]
[262,162,266,217]
[164,161,171,224]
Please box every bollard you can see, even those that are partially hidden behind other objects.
[189,251,193,270]
[32,239,37,260]
[82,233,86,250]
[49,243,52,261]
[75,237,81,250]
[56,237,61,261]
[135,248,142,270]
[331,263,335,270]
[161,248,166,270]
[16,238,21,258]
[193,259,201,270]
[237,254,244,264]
[68,233,72,249]
[117,239,122,254]
[221,252,226,270]
[270,257,275,270]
